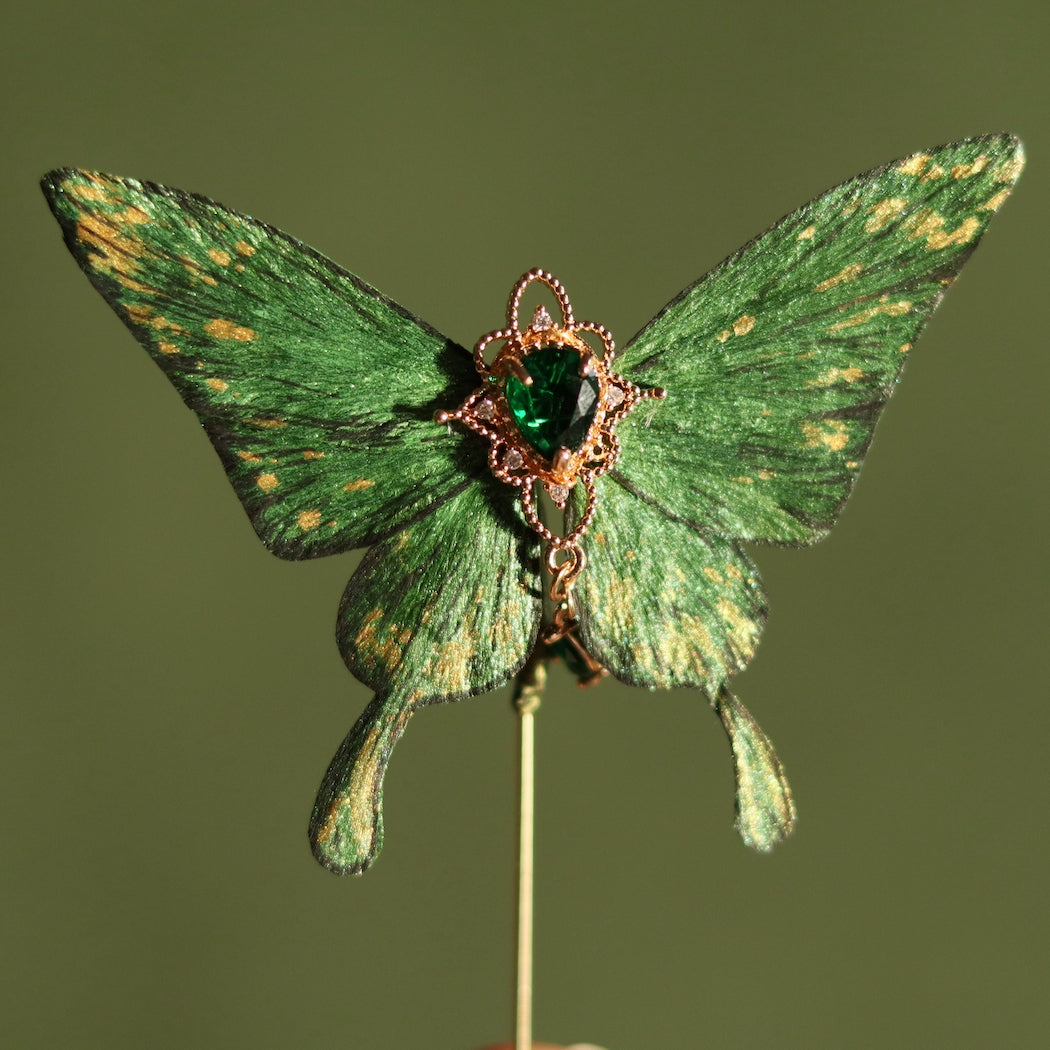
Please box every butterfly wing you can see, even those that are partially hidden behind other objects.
[41,169,480,557]
[312,477,542,873]
[43,169,542,873]
[575,135,1022,849]
[573,480,794,849]
[613,134,1024,543]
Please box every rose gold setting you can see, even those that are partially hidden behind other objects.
[435,269,667,684]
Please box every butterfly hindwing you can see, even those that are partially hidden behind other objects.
[337,476,542,702]
[615,134,1024,544]
[572,481,792,850]
[312,477,542,873]
[574,478,767,694]
[41,169,479,558]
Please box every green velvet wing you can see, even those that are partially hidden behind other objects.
[574,479,766,695]
[311,476,542,873]
[41,169,478,558]
[615,134,1024,543]
[573,480,795,851]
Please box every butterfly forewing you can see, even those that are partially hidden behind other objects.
[615,134,1024,544]
[42,169,480,558]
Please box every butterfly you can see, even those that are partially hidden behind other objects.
[42,133,1024,874]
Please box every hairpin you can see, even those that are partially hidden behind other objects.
[42,134,1024,881]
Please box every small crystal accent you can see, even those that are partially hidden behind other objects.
[503,448,524,470]
[475,398,495,420]
[530,305,553,331]
[549,484,570,504]
[606,385,625,408]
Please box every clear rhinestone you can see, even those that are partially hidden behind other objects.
[606,385,625,408]
[475,398,495,420]
[530,305,553,331]
[549,484,570,504]
[503,448,524,470]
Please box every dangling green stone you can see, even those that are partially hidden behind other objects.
[504,344,599,460]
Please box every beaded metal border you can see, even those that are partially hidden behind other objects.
[436,270,665,679]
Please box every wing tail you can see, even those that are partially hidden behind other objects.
[714,687,796,851]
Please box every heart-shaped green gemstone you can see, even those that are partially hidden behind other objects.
[504,344,600,460]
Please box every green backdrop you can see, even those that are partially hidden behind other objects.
[3,2,1046,1048]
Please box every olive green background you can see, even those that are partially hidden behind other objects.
[3,2,1046,1048]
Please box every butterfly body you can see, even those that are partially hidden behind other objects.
[42,134,1023,873]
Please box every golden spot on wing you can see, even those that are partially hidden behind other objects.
[430,639,474,694]
[814,263,863,292]
[593,531,607,546]
[904,209,943,240]
[827,300,912,331]
[927,216,979,249]
[920,163,945,182]
[757,469,774,481]
[71,182,112,203]
[204,318,256,341]
[235,239,256,256]
[648,611,719,685]
[841,201,859,218]
[951,155,989,179]
[846,460,859,469]
[995,155,1024,183]
[298,509,322,530]
[76,214,148,290]
[75,212,143,255]
[248,417,287,428]
[801,419,850,451]
[865,198,907,232]
[342,723,383,852]
[704,567,724,584]
[256,472,279,492]
[898,153,930,176]
[208,248,232,266]
[398,628,412,646]
[344,478,376,491]
[899,342,912,353]
[718,598,761,658]
[158,341,180,355]
[716,329,732,343]
[393,531,411,552]
[603,570,638,622]
[125,306,190,336]
[806,366,864,387]
[354,610,404,675]
[237,450,262,462]
[303,450,325,460]
[119,275,157,293]
[234,263,245,272]
[206,377,228,392]
[904,209,980,250]
[624,549,637,561]
[979,189,1010,212]
[732,476,755,484]
[488,607,523,662]
[725,563,744,581]
[118,206,151,225]
[182,260,218,287]
[797,225,816,241]
[733,315,756,336]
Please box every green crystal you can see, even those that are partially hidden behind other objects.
[504,344,599,459]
